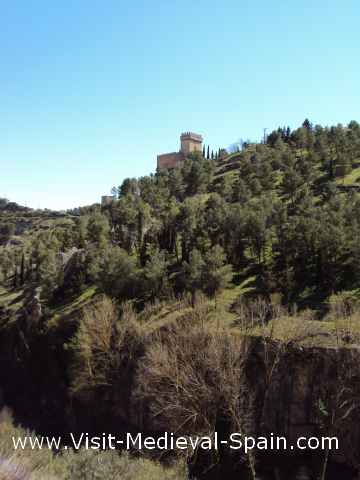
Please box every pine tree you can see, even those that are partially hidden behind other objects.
[13,267,18,289]
[286,126,291,140]
[202,245,233,306]
[183,248,205,306]
[303,118,312,131]
[143,248,168,300]
[20,253,25,285]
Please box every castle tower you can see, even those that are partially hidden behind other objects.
[157,132,203,170]
[180,132,203,156]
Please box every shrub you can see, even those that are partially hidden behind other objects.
[136,308,249,437]
[0,408,187,480]
[64,449,187,480]
[0,407,59,479]
[70,296,143,397]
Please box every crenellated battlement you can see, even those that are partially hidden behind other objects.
[180,132,203,142]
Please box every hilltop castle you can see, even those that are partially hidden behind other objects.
[157,132,203,170]
[102,132,204,204]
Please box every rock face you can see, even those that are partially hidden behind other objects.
[29,295,42,324]
[251,340,360,478]
[259,342,360,466]
[24,287,42,329]
[218,338,360,478]
[127,336,360,478]
[1,320,360,478]
[294,465,312,479]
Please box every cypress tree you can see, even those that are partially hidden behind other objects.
[286,127,291,141]
[207,145,210,159]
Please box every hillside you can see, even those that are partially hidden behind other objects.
[2,119,360,327]
[2,119,360,479]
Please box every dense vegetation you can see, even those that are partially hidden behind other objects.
[2,119,360,479]
[2,119,360,310]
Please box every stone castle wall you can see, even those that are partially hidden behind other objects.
[157,152,184,170]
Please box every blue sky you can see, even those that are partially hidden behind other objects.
[1,1,359,210]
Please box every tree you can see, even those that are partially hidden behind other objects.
[249,177,262,196]
[202,245,233,304]
[38,249,63,302]
[280,167,303,206]
[182,248,205,305]
[291,127,308,148]
[110,186,118,198]
[70,296,143,399]
[0,249,14,282]
[178,196,205,262]
[298,153,317,185]
[13,266,18,289]
[168,168,184,200]
[143,248,169,300]
[89,246,139,299]
[302,118,312,131]
[20,252,25,285]
[118,178,139,197]
[0,222,15,244]
[204,193,228,246]
[87,213,110,247]
[225,204,247,267]
[232,178,250,203]
[183,158,213,196]
[245,205,270,265]
[76,215,89,248]
[214,175,233,202]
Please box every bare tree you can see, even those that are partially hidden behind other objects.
[136,303,260,478]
